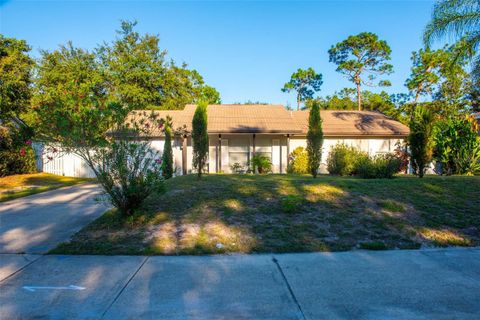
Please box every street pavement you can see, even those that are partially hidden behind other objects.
[1,248,479,320]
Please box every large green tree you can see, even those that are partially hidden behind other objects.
[192,102,209,178]
[328,32,393,111]
[306,100,324,178]
[33,43,125,165]
[406,43,474,117]
[424,0,480,81]
[98,21,220,110]
[0,35,34,120]
[282,68,323,110]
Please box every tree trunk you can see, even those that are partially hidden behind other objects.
[297,94,301,111]
[356,82,362,111]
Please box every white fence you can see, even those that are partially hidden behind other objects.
[33,143,96,178]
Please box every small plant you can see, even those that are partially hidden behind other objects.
[287,147,309,174]
[281,195,303,213]
[230,162,244,174]
[250,154,272,174]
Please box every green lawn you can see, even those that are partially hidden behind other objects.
[51,174,480,255]
[0,173,94,202]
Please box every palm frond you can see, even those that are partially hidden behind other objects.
[424,0,480,46]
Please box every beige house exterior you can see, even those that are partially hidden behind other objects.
[128,104,410,175]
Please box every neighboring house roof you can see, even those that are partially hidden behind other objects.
[291,110,410,137]
[124,104,410,138]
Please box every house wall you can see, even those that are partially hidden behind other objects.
[207,134,288,173]
[37,136,406,178]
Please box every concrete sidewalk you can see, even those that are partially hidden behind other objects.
[1,248,479,319]
[0,183,107,254]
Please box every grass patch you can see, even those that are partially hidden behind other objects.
[378,200,406,213]
[52,174,480,255]
[359,241,388,250]
[0,173,94,202]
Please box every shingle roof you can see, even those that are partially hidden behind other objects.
[291,110,410,137]
[124,105,409,137]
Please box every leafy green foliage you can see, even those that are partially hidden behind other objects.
[0,35,34,120]
[408,106,435,178]
[405,43,474,116]
[93,137,164,216]
[0,124,36,177]
[282,67,323,110]
[328,32,393,110]
[287,147,309,174]
[306,100,323,177]
[251,154,272,174]
[317,88,405,122]
[423,0,480,81]
[355,154,402,179]
[162,117,174,179]
[327,144,363,176]
[200,85,221,104]
[33,43,125,156]
[327,143,401,178]
[192,102,209,178]
[433,115,480,175]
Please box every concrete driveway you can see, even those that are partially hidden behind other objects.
[0,184,107,254]
[0,248,479,319]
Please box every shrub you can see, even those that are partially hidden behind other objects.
[161,117,174,179]
[327,143,402,179]
[373,154,402,179]
[192,102,209,178]
[251,154,272,174]
[0,124,37,177]
[327,143,364,176]
[354,154,376,178]
[356,153,402,179]
[433,115,480,175]
[306,100,323,177]
[93,139,164,216]
[408,106,434,178]
[287,147,309,174]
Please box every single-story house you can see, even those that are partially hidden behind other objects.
[126,104,409,175]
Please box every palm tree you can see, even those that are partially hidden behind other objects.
[423,0,480,80]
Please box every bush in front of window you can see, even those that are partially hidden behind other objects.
[287,147,309,174]
[327,143,402,178]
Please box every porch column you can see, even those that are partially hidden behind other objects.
[286,134,290,168]
[182,135,187,175]
[218,134,222,173]
[252,134,256,157]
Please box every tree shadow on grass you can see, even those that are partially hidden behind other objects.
[53,175,480,255]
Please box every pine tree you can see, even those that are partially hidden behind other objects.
[192,102,209,178]
[306,100,324,178]
[162,116,174,179]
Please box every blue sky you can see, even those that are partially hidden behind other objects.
[0,0,437,106]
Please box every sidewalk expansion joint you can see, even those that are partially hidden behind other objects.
[272,257,307,320]
[101,256,150,319]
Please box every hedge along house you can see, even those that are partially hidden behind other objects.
[126,104,410,175]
